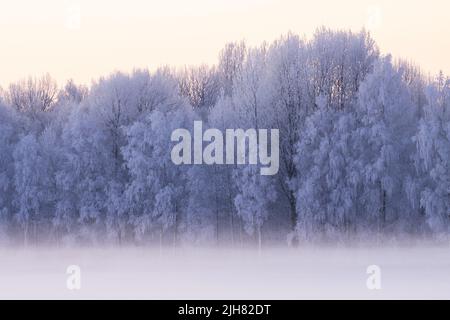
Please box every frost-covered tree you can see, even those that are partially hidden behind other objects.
[185,159,227,244]
[179,65,221,114]
[228,44,280,246]
[273,30,378,241]
[264,34,309,237]
[5,74,59,133]
[55,100,114,244]
[307,28,378,110]
[206,97,243,245]
[0,103,18,241]
[293,99,360,241]
[13,129,59,245]
[234,166,277,251]
[415,74,450,235]
[121,85,192,244]
[57,79,88,105]
[354,56,418,234]
[292,55,420,242]
[218,41,247,97]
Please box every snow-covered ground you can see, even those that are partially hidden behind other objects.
[0,246,449,299]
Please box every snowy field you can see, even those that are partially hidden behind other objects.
[0,245,449,300]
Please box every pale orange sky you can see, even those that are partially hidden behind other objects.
[0,0,449,88]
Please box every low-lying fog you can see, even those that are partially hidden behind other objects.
[1,245,449,299]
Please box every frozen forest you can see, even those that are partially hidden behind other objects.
[0,27,450,248]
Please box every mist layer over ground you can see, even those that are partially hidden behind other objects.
[1,245,449,299]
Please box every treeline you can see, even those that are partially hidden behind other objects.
[0,27,449,247]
